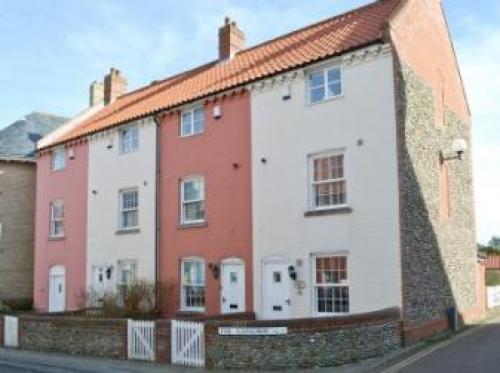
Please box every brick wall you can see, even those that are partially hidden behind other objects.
[0,161,35,303]
[155,320,170,364]
[205,308,401,370]
[18,315,127,359]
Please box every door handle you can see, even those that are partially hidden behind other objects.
[222,297,226,303]
[285,299,291,305]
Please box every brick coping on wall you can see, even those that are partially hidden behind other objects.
[205,307,401,331]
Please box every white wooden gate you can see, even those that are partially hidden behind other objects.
[127,319,155,361]
[171,320,205,367]
[4,316,18,348]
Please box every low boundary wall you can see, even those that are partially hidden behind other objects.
[18,315,128,359]
[205,307,401,370]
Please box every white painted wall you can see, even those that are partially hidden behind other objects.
[251,47,402,319]
[87,118,156,294]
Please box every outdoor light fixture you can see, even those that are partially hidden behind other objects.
[208,263,220,279]
[440,138,468,163]
[288,265,297,281]
[105,266,113,280]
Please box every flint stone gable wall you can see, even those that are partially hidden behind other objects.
[396,62,477,326]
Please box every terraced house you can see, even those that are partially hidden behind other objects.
[34,0,484,342]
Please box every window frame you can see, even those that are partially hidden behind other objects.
[51,147,67,171]
[180,176,205,225]
[180,107,205,137]
[308,151,348,211]
[118,188,139,230]
[117,259,137,299]
[307,65,343,105]
[119,125,139,154]
[49,200,65,238]
[180,258,206,312]
[311,254,349,316]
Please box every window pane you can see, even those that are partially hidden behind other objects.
[327,67,341,82]
[193,108,204,135]
[183,180,202,201]
[309,71,324,88]
[181,112,192,136]
[328,82,342,97]
[121,127,138,153]
[122,191,138,209]
[309,87,325,103]
[52,150,66,170]
[122,210,138,228]
[184,201,205,222]
[184,285,205,308]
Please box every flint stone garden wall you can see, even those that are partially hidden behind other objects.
[205,307,401,370]
[18,315,127,359]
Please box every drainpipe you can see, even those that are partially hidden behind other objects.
[153,113,163,312]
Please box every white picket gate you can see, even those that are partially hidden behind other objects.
[127,319,155,361]
[171,320,205,367]
[4,316,18,348]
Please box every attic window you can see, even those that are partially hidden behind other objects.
[308,66,342,104]
[51,148,66,171]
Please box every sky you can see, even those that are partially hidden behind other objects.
[0,0,498,243]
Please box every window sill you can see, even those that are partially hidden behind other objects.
[115,228,141,235]
[179,131,205,139]
[177,309,206,315]
[48,236,65,241]
[178,222,208,230]
[304,206,352,217]
[307,93,344,107]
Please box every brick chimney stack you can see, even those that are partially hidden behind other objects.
[218,17,245,60]
[103,68,127,105]
[89,80,104,107]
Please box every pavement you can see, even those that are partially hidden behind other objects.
[0,349,190,373]
[1,312,500,372]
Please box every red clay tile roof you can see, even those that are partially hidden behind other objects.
[52,0,400,147]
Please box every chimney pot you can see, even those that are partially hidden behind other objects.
[218,18,245,60]
[103,68,127,105]
[89,80,104,107]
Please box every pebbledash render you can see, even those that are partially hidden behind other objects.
[34,0,483,343]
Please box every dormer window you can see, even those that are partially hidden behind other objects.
[51,148,67,171]
[181,107,204,137]
[120,125,139,154]
[308,66,342,104]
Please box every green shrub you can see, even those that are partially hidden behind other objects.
[486,270,500,286]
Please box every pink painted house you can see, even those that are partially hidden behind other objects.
[159,93,253,317]
[34,141,88,312]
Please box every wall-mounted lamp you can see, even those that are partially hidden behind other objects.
[213,105,222,119]
[440,138,468,164]
[288,265,297,281]
[105,266,113,280]
[208,263,220,279]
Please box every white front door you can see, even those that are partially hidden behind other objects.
[92,266,111,301]
[262,260,292,319]
[49,266,66,312]
[221,260,245,313]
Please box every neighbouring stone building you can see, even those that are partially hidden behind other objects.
[0,112,67,304]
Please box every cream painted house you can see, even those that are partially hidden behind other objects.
[86,116,157,301]
[251,46,402,319]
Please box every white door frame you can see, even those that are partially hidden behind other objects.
[261,256,292,319]
[220,257,245,313]
[49,265,66,312]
